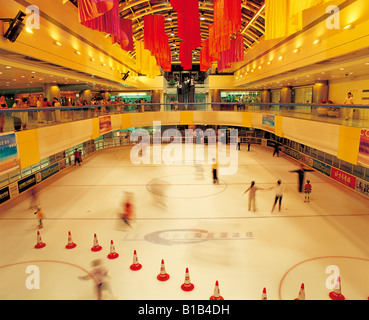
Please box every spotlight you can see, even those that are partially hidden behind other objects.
[1,11,27,43]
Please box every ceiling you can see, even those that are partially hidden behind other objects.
[68,0,266,62]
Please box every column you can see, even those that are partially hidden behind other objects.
[313,80,328,104]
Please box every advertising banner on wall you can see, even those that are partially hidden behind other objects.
[262,114,275,133]
[0,133,19,174]
[330,167,356,190]
[355,178,369,197]
[36,162,60,183]
[358,128,369,167]
[309,157,332,177]
[18,174,36,194]
[0,186,10,204]
[99,116,112,135]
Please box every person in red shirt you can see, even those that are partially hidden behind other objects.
[304,180,312,203]
[74,149,81,166]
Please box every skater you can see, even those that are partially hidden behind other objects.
[34,206,43,229]
[290,164,314,193]
[273,142,280,157]
[212,158,218,184]
[121,192,134,226]
[29,187,40,210]
[74,149,81,166]
[246,138,251,151]
[243,181,264,212]
[80,259,113,300]
[237,136,241,150]
[269,180,284,213]
[304,180,312,203]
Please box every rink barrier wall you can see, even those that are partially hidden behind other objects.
[0,110,368,206]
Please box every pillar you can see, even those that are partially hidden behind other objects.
[261,89,271,104]
[80,90,92,105]
[313,80,329,104]
[280,86,292,104]
[210,89,221,110]
[43,84,60,103]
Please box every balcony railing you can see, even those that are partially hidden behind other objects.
[0,102,368,133]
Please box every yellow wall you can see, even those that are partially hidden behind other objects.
[16,129,40,169]
[337,126,361,165]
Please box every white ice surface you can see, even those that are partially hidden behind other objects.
[1,144,369,300]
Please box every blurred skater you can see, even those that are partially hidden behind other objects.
[304,180,312,203]
[34,206,43,229]
[80,259,113,300]
[212,158,218,184]
[121,192,134,226]
[290,164,314,193]
[269,180,284,213]
[29,187,40,210]
[243,181,264,212]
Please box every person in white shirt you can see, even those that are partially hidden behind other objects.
[269,180,284,213]
[53,97,61,122]
[343,92,354,120]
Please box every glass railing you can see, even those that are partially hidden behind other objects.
[0,102,368,133]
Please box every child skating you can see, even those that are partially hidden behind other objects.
[34,206,44,229]
[121,192,134,226]
[304,180,312,203]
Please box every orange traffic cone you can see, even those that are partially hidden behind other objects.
[294,283,305,300]
[130,250,142,271]
[34,231,46,249]
[329,276,345,300]
[65,231,77,249]
[210,280,224,300]
[181,268,194,292]
[91,233,102,252]
[157,259,170,281]
[107,240,119,259]
[261,287,267,300]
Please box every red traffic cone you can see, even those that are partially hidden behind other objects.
[34,231,46,249]
[91,233,102,252]
[294,283,305,300]
[65,231,77,249]
[130,250,142,271]
[107,240,119,259]
[210,280,224,300]
[261,287,267,300]
[329,276,345,300]
[157,259,170,281]
[181,268,194,292]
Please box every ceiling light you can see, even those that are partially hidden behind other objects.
[6,66,11,69]
[278,56,283,60]
[314,39,320,44]
[293,48,299,53]
[90,57,95,62]
[54,41,62,47]
[25,27,33,34]
[75,50,81,55]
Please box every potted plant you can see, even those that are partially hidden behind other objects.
[168,79,176,88]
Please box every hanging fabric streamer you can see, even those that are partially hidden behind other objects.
[135,40,162,78]
[79,0,133,52]
[144,15,171,72]
[78,0,114,23]
[170,0,201,70]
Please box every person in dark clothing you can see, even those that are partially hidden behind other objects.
[273,142,280,157]
[74,149,81,166]
[290,164,314,193]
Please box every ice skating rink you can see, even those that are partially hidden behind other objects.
[1,143,369,300]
